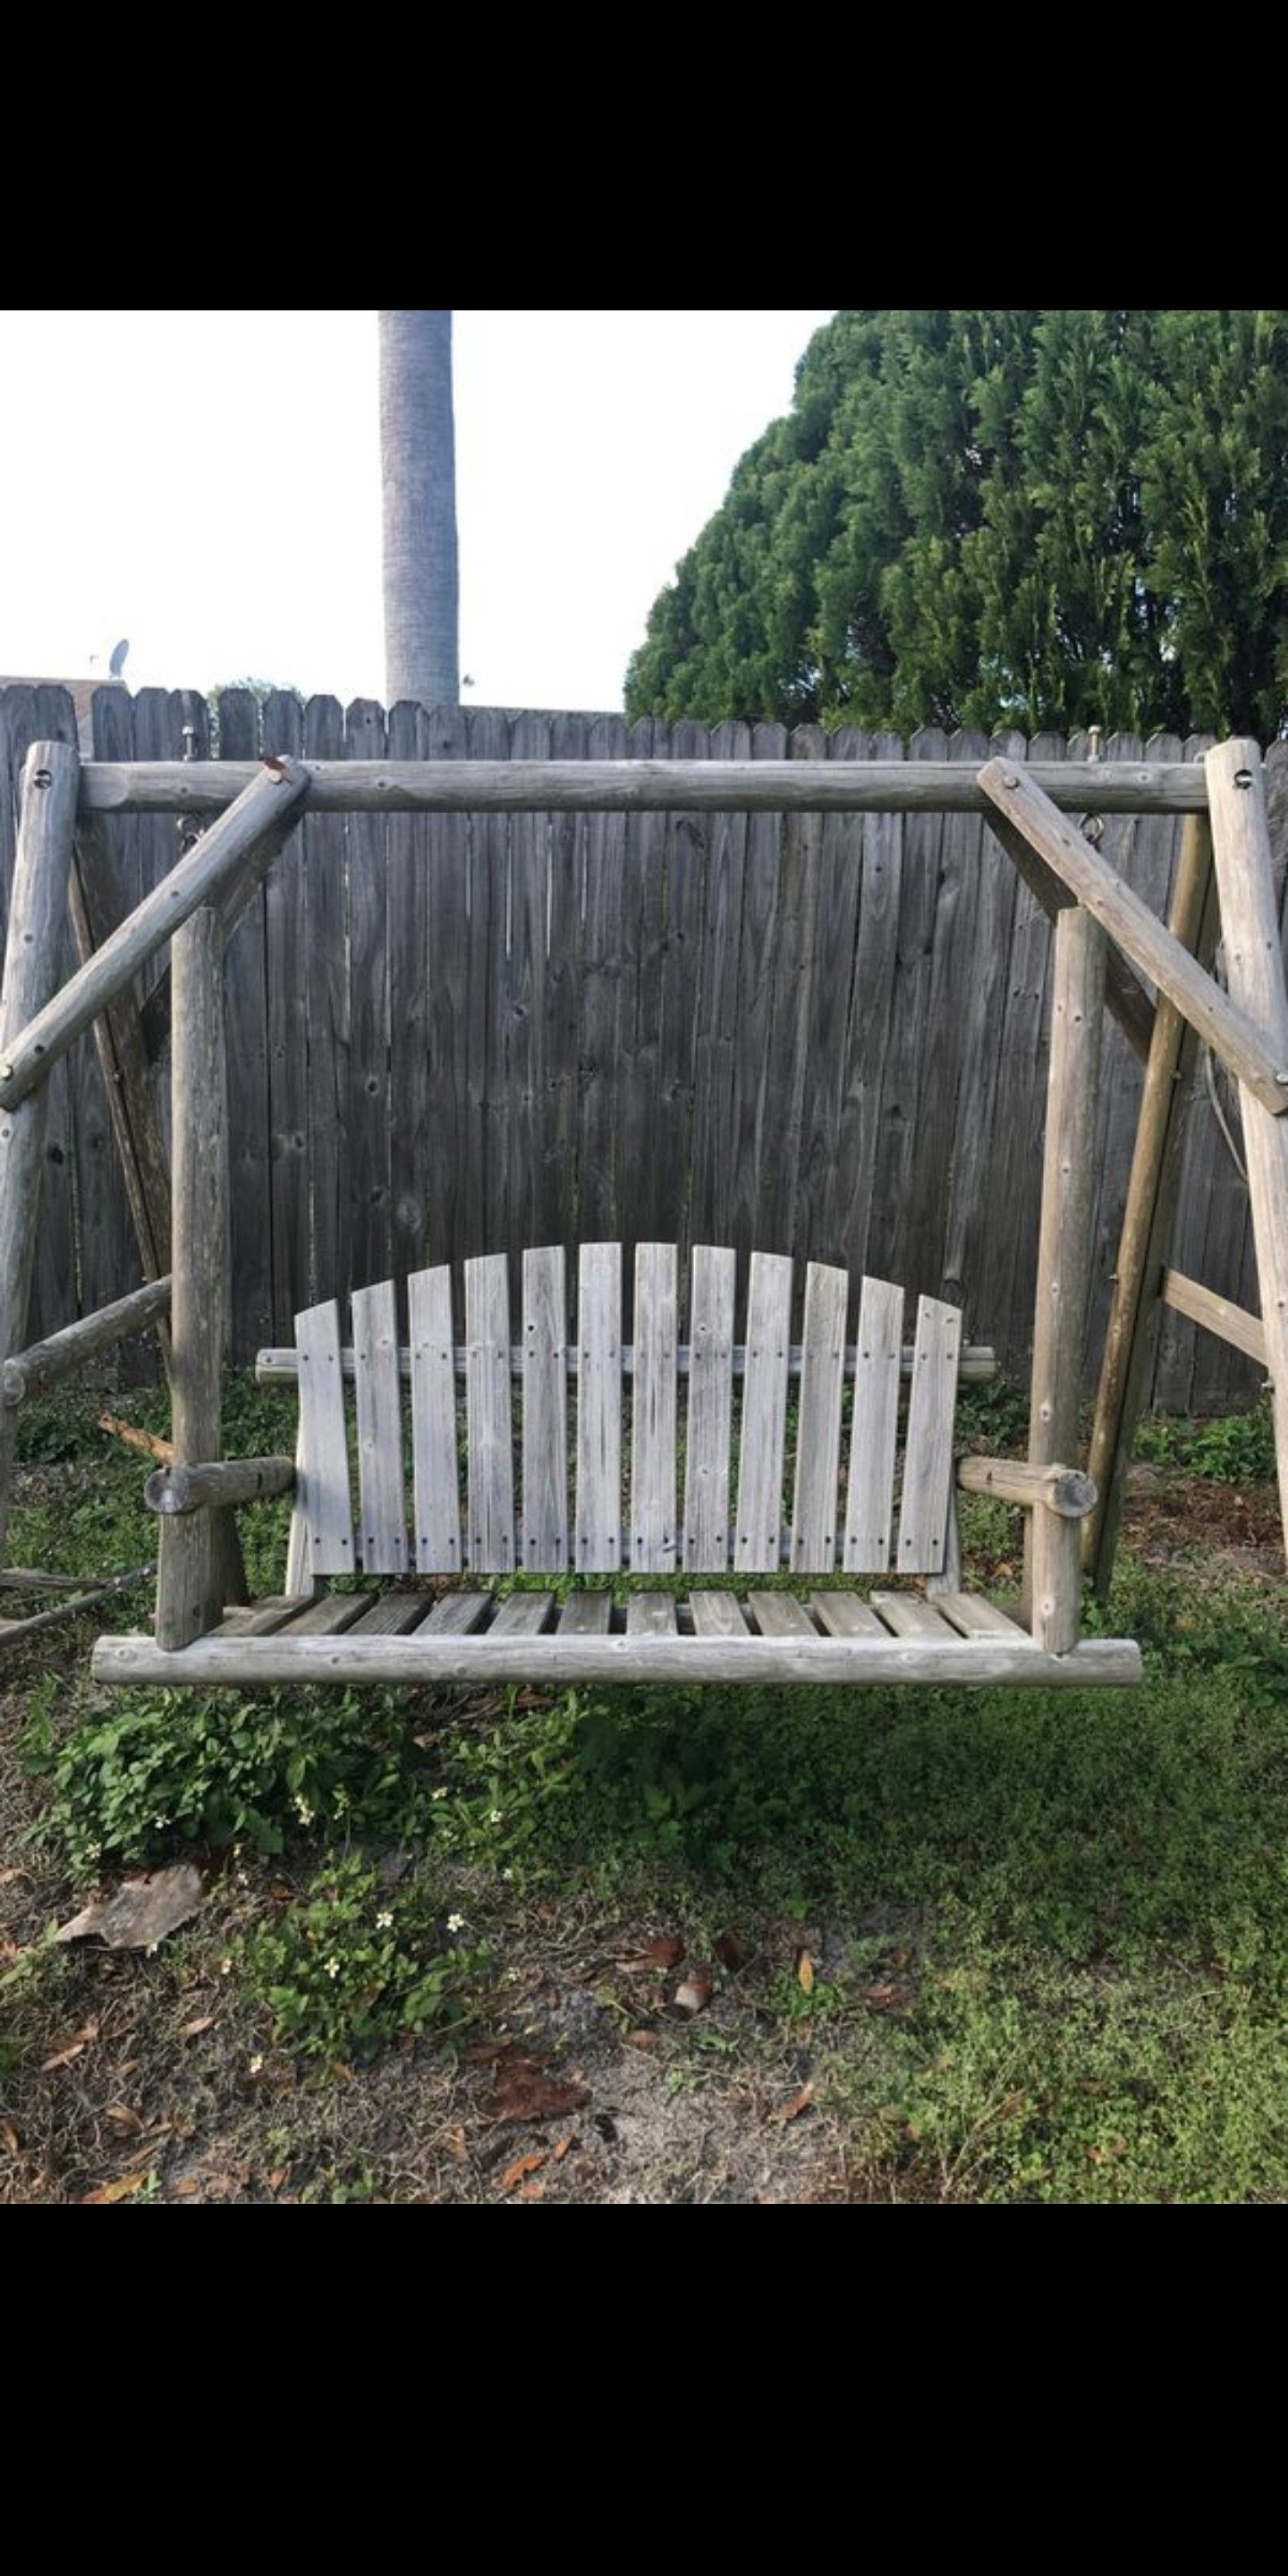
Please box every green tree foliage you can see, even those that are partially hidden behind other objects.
[625,310,1288,740]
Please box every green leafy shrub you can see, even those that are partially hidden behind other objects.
[47,1686,441,1879]
[238,1854,487,2061]
[1135,1396,1275,1487]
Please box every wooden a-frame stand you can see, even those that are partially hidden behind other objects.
[0,735,1283,1657]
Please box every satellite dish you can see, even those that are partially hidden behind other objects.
[108,638,130,679]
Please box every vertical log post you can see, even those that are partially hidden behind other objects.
[1085,813,1217,1593]
[69,817,248,1608]
[1025,904,1106,1648]
[156,905,228,1648]
[0,742,80,1552]
[1205,741,1288,1558]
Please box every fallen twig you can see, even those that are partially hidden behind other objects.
[98,1413,173,1465]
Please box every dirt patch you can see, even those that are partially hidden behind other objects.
[1121,1469,1284,1574]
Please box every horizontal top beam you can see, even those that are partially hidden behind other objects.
[80,758,1210,818]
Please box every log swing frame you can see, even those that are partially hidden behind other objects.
[0,733,1282,1682]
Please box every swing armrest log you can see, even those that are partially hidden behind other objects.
[957,1457,1097,1517]
[145,1455,296,1517]
[958,1456,1094,1655]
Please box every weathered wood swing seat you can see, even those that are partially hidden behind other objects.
[0,727,1282,1692]
[92,1242,1140,1689]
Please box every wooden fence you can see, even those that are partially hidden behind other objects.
[4,682,1284,1409]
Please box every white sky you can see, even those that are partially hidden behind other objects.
[0,309,835,712]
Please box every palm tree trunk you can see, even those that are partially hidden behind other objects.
[379,309,460,707]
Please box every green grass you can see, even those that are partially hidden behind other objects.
[8,1365,1288,2201]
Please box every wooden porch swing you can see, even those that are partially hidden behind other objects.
[0,733,1283,1689]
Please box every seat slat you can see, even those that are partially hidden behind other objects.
[281,1592,371,1636]
[410,1265,461,1575]
[293,1300,356,1579]
[217,1597,304,1637]
[352,1279,409,1574]
[557,1590,613,1633]
[869,1590,959,1640]
[935,1590,1032,1642]
[747,1593,818,1638]
[344,1590,434,1637]
[843,1276,903,1573]
[631,1241,678,1572]
[419,1591,493,1634]
[690,1590,750,1637]
[809,1589,887,1638]
[489,1591,555,1635]
[521,1246,568,1571]
[626,1592,678,1635]
[791,1261,848,1572]
[896,1295,962,1575]
[575,1243,622,1574]
[683,1244,735,1572]
[734,1251,792,1573]
[465,1254,514,1572]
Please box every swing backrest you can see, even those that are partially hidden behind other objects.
[283,1243,963,1586]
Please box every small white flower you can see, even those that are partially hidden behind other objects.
[376,1909,394,1931]
[431,1786,449,1801]
[293,1795,314,1826]
[220,1956,233,1977]
[446,1911,466,1935]
[502,1868,513,1882]
[324,1956,342,1979]
[248,2054,264,2076]
[487,1809,504,1826]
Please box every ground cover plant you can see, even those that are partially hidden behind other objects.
[1,1371,1284,2205]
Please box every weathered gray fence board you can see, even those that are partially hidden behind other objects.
[262,689,309,1343]
[579,715,630,1246]
[7,685,1285,1418]
[346,699,392,1299]
[217,689,272,1360]
[387,698,433,1286]
[508,711,553,1259]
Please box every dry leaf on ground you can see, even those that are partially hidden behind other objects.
[674,1967,713,2014]
[81,2170,150,2205]
[54,1863,204,1953]
[797,1953,816,1996]
[40,2020,99,2072]
[500,2151,547,2192]
[769,2081,817,2124]
[485,2049,588,2125]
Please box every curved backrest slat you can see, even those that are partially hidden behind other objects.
[521,1245,568,1571]
[896,1295,962,1576]
[410,1266,460,1573]
[465,1254,514,1572]
[575,1242,621,1573]
[631,1242,678,1572]
[285,1249,965,1586]
[843,1276,904,1572]
[683,1244,735,1571]
[734,1251,793,1573]
[791,1262,848,1572]
[292,1298,354,1579]
[352,1278,408,1574]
